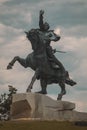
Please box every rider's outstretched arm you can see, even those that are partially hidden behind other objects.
[39,10,44,31]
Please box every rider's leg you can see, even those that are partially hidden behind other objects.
[46,47,65,72]
[52,56,65,72]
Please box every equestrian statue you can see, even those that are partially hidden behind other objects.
[7,10,76,100]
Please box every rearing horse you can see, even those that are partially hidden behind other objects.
[7,29,76,100]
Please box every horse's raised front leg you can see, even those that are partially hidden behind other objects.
[57,81,66,100]
[7,56,27,69]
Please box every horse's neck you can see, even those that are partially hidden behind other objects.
[34,43,46,56]
[29,30,47,57]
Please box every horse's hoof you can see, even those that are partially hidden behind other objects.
[57,97,61,100]
[36,91,47,94]
[7,64,12,69]
[26,88,31,92]
[57,94,62,100]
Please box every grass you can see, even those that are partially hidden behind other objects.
[0,120,87,130]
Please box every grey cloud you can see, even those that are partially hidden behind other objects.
[4,0,46,6]
[59,25,87,38]
[1,0,87,30]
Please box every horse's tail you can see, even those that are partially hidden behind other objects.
[65,71,77,86]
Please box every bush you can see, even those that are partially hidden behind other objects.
[0,85,17,121]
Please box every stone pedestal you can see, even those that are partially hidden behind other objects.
[11,93,87,121]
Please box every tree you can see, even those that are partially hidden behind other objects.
[0,85,17,120]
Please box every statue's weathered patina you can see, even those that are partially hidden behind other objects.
[7,10,76,100]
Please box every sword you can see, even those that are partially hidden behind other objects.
[56,50,66,53]
[53,49,66,53]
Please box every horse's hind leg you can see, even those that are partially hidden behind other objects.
[37,79,47,94]
[26,73,36,92]
[57,81,66,100]
[26,69,39,92]
[7,56,27,69]
[40,79,47,94]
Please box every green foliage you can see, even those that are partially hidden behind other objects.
[0,85,17,120]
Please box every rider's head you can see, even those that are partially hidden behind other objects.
[43,22,50,31]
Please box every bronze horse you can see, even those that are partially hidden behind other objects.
[7,29,76,100]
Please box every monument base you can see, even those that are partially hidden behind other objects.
[10,92,87,121]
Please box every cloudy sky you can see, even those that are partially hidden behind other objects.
[0,0,87,112]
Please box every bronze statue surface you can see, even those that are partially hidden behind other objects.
[7,10,76,100]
